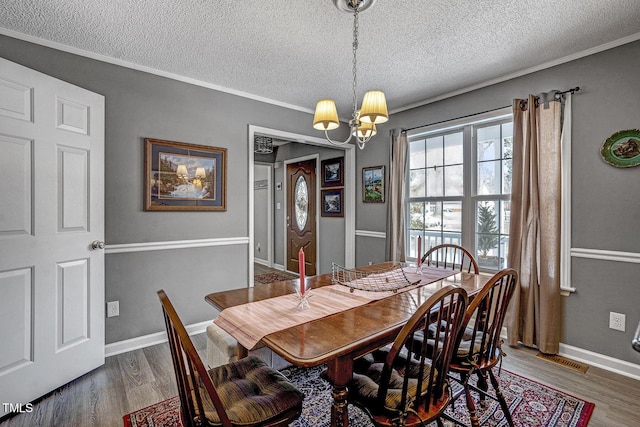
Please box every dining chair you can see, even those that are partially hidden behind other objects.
[348,285,469,427]
[443,268,518,427]
[157,290,304,427]
[421,244,479,274]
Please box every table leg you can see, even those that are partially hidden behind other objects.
[326,356,353,427]
[237,344,248,359]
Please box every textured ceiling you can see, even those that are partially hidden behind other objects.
[2,0,640,117]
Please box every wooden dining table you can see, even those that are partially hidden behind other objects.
[204,263,489,427]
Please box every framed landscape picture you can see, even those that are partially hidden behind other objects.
[321,189,344,217]
[363,165,385,203]
[144,138,227,211]
[321,157,344,187]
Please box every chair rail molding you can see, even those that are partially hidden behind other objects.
[105,237,249,254]
[355,230,387,239]
[571,247,640,264]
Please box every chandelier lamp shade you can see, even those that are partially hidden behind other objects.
[313,0,388,150]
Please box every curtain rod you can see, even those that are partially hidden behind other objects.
[402,86,580,134]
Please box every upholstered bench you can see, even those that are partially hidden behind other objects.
[206,322,290,370]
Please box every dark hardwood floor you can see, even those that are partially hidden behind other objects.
[2,336,639,426]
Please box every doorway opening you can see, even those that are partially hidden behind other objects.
[248,125,355,286]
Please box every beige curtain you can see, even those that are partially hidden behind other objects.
[387,130,408,262]
[507,94,563,354]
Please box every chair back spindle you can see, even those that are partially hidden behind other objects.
[421,244,479,274]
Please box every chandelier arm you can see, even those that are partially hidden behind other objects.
[323,128,355,146]
[323,128,372,149]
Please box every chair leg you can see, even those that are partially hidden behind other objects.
[460,372,481,427]
[487,369,515,427]
[476,371,489,408]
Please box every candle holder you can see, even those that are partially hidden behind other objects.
[295,288,311,310]
[415,262,424,275]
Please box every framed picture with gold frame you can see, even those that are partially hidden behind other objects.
[144,138,226,211]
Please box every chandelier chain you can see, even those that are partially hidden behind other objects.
[351,3,359,122]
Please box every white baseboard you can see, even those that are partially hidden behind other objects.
[105,320,212,357]
[500,328,640,380]
[559,343,640,381]
[254,257,270,267]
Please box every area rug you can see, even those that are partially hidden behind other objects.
[123,365,594,427]
[254,270,297,285]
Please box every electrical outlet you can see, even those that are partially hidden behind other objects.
[107,301,120,318]
[609,312,625,332]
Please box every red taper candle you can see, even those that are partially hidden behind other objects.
[298,248,305,296]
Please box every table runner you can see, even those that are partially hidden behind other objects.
[214,266,456,349]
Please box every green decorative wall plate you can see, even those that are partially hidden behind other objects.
[600,129,640,168]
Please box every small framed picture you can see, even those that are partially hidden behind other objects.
[321,157,344,187]
[321,189,344,217]
[363,165,385,203]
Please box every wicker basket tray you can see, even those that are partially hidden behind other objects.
[331,262,417,292]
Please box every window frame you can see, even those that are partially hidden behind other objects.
[405,108,512,272]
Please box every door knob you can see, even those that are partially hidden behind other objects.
[91,240,105,250]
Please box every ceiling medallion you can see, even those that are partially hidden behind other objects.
[332,0,377,13]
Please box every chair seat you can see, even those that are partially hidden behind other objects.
[199,356,304,426]
[350,350,435,414]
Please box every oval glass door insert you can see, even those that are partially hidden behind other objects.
[294,175,308,231]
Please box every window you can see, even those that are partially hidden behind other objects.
[406,109,513,271]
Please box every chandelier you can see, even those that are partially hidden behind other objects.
[254,135,274,154]
[313,0,388,150]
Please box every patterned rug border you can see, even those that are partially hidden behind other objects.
[123,396,181,427]
[504,368,595,409]
[123,367,595,427]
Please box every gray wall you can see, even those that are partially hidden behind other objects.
[0,34,349,343]
[357,40,640,365]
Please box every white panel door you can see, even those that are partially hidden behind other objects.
[0,57,105,415]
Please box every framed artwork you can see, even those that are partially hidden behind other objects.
[362,165,385,203]
[321,157,344,187]
[321,189,344,217]
[144,138,227,211]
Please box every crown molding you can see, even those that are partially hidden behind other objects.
[0,28,314,115]
[390,31,640,114]
[3,28,640,116]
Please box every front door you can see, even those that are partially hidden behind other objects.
[286,159,316,275]
[0,58,105,415]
